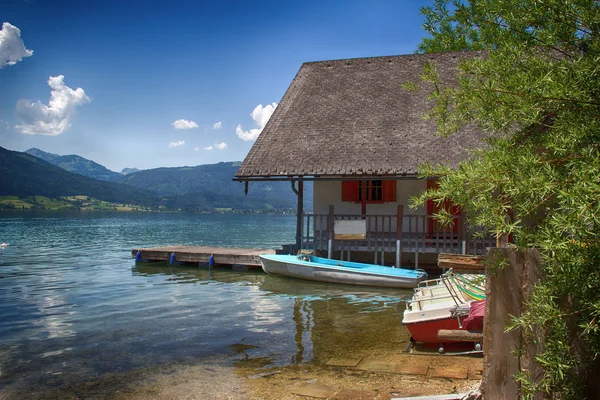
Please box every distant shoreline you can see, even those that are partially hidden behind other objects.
[0,207,297,215]
[0,195,299,214]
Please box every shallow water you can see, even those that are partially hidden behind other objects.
[0,211,413,398]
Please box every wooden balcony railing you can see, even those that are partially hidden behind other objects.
[298,206,495,267]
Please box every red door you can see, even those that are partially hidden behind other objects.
[426,179,461,237]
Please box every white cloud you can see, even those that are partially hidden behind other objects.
[236,102,277,141]
[204,142,227,151]
[0,22,33,68]
[15,75,91,136]
[171,119,199,129]
[168,140,185,148]
[213,121,222,130]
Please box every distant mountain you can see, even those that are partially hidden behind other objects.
[3,147,309,211]
[120,167,140,175]
[25,148,123,182]
[1,147,163,207]
[116,162,313,210]
[25,148,62,163]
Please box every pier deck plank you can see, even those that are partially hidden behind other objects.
[132,246,276,267]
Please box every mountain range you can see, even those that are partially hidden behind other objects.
[2,147,311,211]
[1,147,163,207]
[25,148,129,181]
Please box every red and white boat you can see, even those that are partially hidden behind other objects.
[402,270,485,348]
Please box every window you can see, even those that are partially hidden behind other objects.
[342,180,396,203]
[358,180,382,201]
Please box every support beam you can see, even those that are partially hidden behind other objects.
[438,329,483,342]
[396,205,403,268]
[328,205,334,258]
[438,253,485,273]
[292,179,304,253]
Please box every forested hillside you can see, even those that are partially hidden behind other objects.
[3,147,310,211]
[25,148,123,182]
[116,162,313,209]
[1,147,162,207]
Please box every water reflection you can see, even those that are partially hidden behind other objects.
[292,298,314,364]
[133,263,413,367]
[133,263,412,305]
[0,212,412,399]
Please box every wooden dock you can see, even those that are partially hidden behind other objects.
[132,246,276,267]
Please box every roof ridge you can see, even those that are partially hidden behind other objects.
[301,50,485,66]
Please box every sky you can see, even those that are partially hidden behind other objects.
[0,0,433,172]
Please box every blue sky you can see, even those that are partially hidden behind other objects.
[0,0,433,172]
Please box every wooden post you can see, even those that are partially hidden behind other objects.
[305,215,311,251]
[396,205,403,268]
[295,179,304,253]
[496,233,509,248]
[327,205,334,259]
[438,329,483,342]
[360,180,367,217]
[299,179,304,250]
[482,248,543,399]
[460,215,468,254]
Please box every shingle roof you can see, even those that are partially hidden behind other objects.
[235,51,485,180]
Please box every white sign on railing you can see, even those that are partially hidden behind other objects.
[334,219,367,240]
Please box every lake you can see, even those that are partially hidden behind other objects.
[0,211,415,399]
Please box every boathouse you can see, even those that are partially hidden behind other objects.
[235,51,495,268]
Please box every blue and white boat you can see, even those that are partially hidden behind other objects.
[259,254,427,288]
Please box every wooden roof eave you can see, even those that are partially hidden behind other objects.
[232,173,424,182]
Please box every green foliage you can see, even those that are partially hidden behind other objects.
[418,0,486,53]
[413,1,600,398]
[0,196,33,209]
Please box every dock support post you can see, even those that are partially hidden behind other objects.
[327,205,334,258]
[396,205,403,268]
[292,179,304,253]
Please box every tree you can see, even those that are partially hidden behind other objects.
[411,1,600,398]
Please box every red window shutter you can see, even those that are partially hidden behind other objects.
[342,181,359,202]
[382,180,396,202]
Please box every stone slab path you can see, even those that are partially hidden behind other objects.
[288,355,481,399]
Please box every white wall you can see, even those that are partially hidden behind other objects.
[311,180,428,233]
[313,180,427,215]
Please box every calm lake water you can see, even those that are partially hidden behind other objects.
[0,211,414,399]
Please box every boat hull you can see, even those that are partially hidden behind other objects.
[404,317,460,344]
[402,273,485,345]
[259,254,425,288]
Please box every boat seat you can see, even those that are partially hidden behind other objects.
[453,305,471,316]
